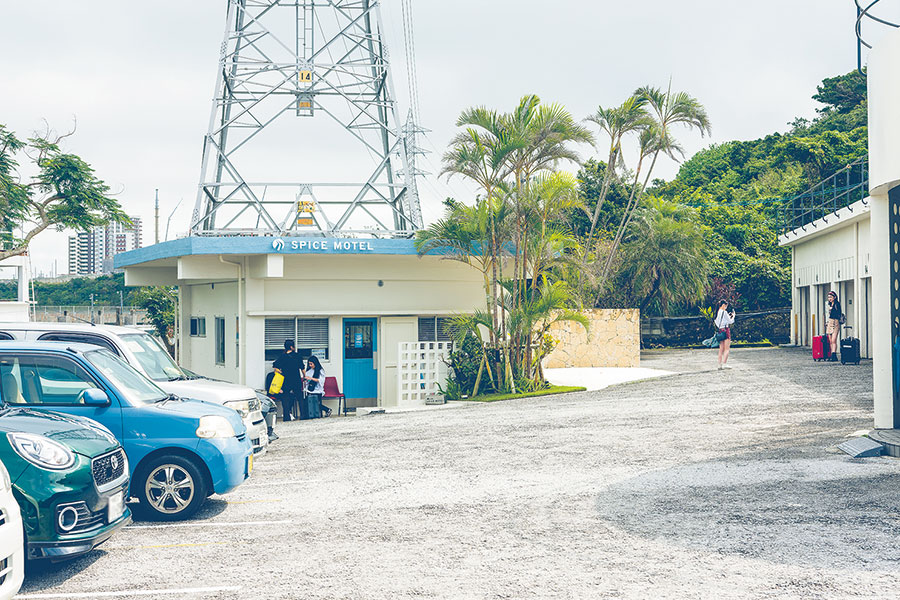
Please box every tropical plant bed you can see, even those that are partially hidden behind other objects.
[463,385,587,403]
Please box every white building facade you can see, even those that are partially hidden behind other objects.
[115,237,483,410]
[780,198,873,358]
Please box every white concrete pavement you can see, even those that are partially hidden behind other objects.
[544,365,673,391]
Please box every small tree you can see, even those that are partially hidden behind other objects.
[0,122,128,260]
[134,287,177,357]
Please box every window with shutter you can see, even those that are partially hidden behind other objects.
[297,318,329,360]
[435,317,452,342]
[265,319,295,348]
[418,317,436,342]
[264,318,329,361]
[419,317,452,342]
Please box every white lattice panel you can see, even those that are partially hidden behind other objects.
[397,342,453,406]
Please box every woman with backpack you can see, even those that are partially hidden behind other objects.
[715,300,736,370]
[303,355,332,418]
[826,291,843,362]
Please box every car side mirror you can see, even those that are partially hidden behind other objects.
[81,388,110,406]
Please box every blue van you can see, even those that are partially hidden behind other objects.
[0,342,252,520]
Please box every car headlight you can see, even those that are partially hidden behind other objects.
[196,415,236,439]
[7,432,76,471]
[224,400,251,418]
[0,462,10,491]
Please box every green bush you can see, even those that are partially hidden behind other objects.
[443,332,492,397]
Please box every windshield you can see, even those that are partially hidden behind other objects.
[84,349,168,405]
[120,333,184,381]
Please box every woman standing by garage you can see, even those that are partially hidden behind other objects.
[826,291,842,362]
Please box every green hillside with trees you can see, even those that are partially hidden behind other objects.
[631,70,866,313]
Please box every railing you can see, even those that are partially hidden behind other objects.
[778,158,869,235]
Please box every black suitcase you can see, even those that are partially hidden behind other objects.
[840,337,861,365]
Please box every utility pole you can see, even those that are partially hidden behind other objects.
[118,290,124,325]
[154,189,160,244]
[89,294,95,325]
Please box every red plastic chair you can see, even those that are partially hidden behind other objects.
[323,377,346,416]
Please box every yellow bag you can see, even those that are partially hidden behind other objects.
[268,371,284,395]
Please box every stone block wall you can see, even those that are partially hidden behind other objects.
[542,309,640,369]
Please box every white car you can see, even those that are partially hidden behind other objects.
[0,460,23,600]
[0,323,269,456]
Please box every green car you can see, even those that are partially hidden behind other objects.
[0,405,131,560]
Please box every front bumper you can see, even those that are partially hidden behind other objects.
[245,411,268,456]
[0,490,24,597]
[27,509,131,561]
[196,435,253,496]
[13,454,132,562]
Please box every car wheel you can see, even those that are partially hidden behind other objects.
[137,454,208,521]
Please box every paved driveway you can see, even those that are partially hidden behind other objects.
[21,347,897,599]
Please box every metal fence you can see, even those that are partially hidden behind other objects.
[31,306,148,326]
[778,158,869,235]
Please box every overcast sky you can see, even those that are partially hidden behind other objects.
[0,0,888,274]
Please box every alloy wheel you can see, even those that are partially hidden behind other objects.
[145,464,195,514]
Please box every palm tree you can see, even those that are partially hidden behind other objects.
[618,198,707,314]
[441,113,520,343]
[595,84,711,300]
[583,96,652,246]
[519,171,583,283]
[500,96,593,326]
[415,198,509,341]
[505,95,595,187]
[442,97,592,392]
[504,279,588,383]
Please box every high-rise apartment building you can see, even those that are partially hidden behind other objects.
[67,217,143,275]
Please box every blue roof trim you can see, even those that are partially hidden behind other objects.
[114,236,429,268]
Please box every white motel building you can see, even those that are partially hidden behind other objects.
[115,236,484,410]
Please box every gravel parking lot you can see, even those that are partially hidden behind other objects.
[18,347,900,599]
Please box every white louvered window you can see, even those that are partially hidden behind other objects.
[264,318,329,361]
[418,317,452,342]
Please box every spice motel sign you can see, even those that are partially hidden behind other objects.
[272,238,377,253]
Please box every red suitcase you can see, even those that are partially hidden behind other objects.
[813,335,831,361]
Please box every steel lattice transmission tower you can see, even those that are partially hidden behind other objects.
[191,0,423,237]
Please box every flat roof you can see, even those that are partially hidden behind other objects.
[115,236,426,268]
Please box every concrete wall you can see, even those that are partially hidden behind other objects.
[0,302,30,322]
[868,28,900,428]
[184,281,240,381]
[542,309,640,369]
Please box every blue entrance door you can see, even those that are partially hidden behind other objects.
[343,318,377,402]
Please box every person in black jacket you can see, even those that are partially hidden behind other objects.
[826,291,842,362]
[272,339,303,421]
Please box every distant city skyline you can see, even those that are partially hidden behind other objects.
[68,218,143,276]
